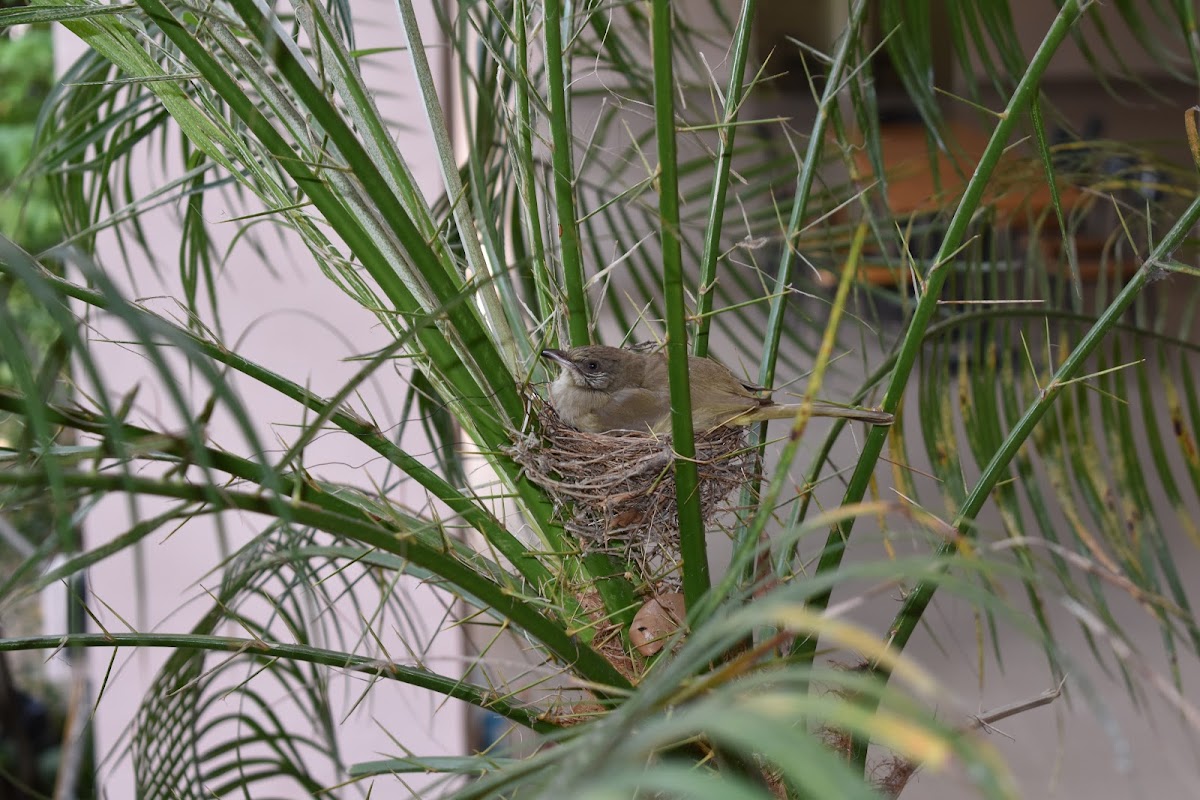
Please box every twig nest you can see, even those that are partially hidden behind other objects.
[630,592,687,657]
[509,402,755,586]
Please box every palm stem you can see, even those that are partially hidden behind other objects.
[543,0,591,345]
[696,224,868,622]
[886,191,1200,653]
[798,0,1087,662]
[394,0,522,369]
[693,0,758,358]
[730,0,868,591]
[513,0,555,327]
[651,0,708,605]
[0,249,566,597]
[754,0,869,394]
[847,189,1200,769]
[0,633,558,732]
[0,469,634,692]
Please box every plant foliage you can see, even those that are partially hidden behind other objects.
[0,0,1199,796]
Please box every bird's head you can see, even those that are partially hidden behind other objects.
[540,345,638,392]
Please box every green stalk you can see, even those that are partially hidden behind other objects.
[730,0,868,592]
[651,0,707,605]
[214,0,518,423]
[1172,0,1200,82]
[0,289,73,549]
[754,0,868,392]
[513,0,555,326]
[845,192,1200,770]
[788,299,1200,540]
[798,0,1087,656]
[0,390,518,596]
[137,0,525,465]
[884,193,1200,655]
[0,469,633,692]
[542,0,591,345]
[394,0,521,370]
[0,251,560,595]
[82,0,576,576]
[0,633,556,732]
[0,4,133,24]
[454,10,535,366]
[695,224,867,622]
[286,0,440,245]
[692,0,757,358]
[7,240,282,559]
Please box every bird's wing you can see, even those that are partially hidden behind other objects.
[590,386,669,432]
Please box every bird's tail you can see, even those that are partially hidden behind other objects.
[730,401,893,426]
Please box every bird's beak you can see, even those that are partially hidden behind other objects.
[540,349,573,370]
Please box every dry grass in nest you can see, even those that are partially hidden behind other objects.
[509,402,756,586]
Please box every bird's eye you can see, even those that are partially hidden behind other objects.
[586,360,599,371]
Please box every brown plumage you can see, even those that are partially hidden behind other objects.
[540,345,892,434]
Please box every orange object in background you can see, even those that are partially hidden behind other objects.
[850,120,1081,221]
[813,120,1109,289]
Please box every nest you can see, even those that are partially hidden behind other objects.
[509,402,756,587]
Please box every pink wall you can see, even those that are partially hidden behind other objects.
[54,2,466,794]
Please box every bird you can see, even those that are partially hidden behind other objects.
[540,345,892,434]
